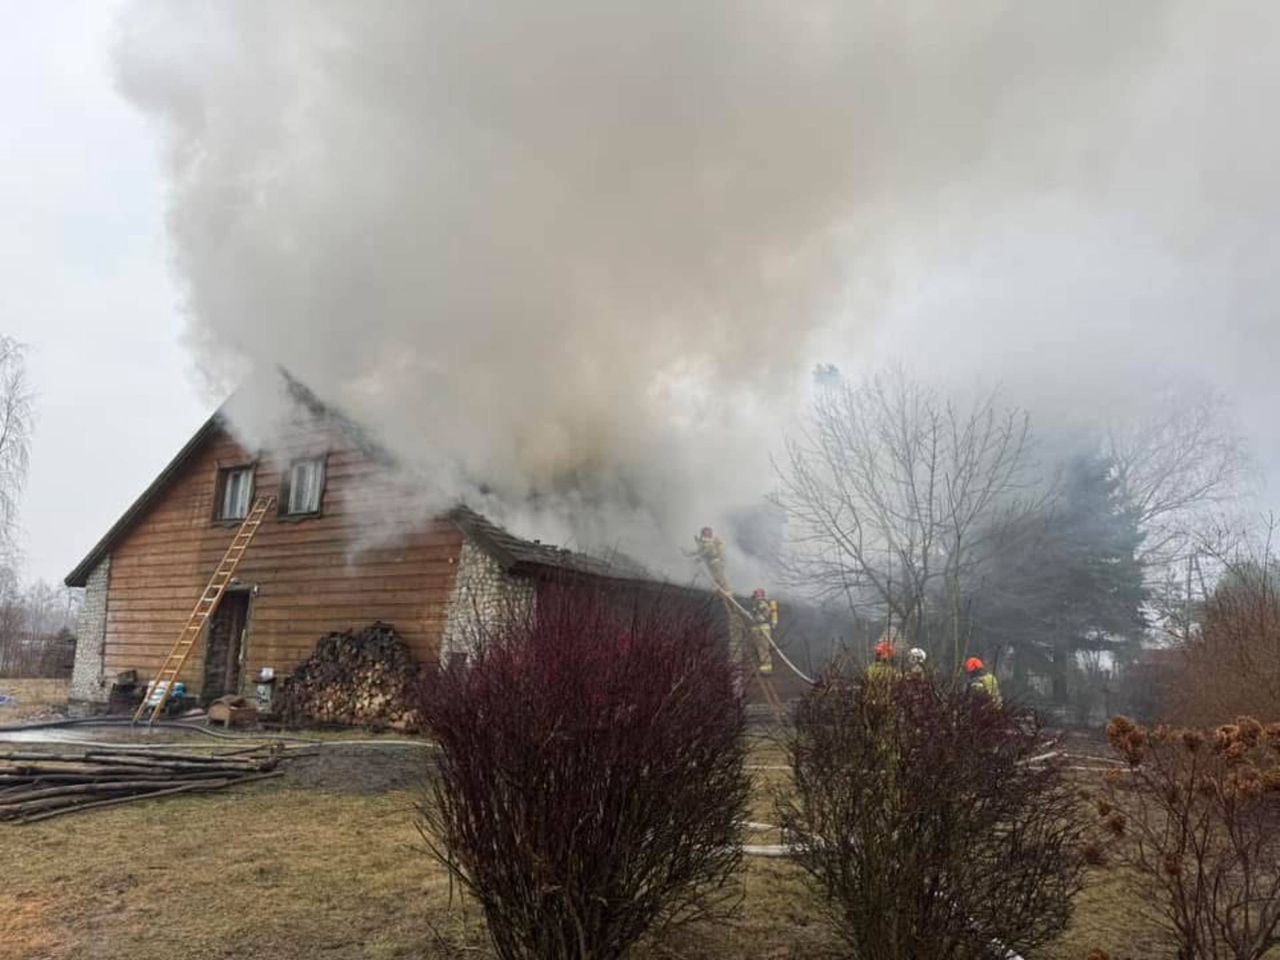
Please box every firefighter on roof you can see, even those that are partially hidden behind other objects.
[694,526,730,593]
[749,587,777,675]
[965,657,1002,707]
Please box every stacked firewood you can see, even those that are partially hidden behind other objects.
[275,621,421,730]
[0,746,283,824]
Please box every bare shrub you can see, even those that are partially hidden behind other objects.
[417,579,750,960]
[0,626,75,678]
[1099,716,1280,960]
[1169,560,1280,726]
[0,575,80,678]
[778,671,1083,958]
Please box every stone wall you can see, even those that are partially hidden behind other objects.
[440,539,535,662]
[69,556,110,706]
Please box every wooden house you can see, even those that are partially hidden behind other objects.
[65,375,809,712]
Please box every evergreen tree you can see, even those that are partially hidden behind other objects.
[974,454,1146,704]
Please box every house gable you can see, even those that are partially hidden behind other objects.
[76,404,465,697]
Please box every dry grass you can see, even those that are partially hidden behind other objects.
[0,777,840,960]
[0,678,70,723]
[0,707,1188,959]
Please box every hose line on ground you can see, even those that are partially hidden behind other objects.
[0,716,434,748]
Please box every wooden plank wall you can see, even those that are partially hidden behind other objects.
[102,416,464,692]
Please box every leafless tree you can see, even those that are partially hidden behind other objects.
[1107,387,1247,564]
[1154,517,1280,725]
[0,576,81,678]
[1104,387,1248,649]
[774,369,1040,672]
[0,337,32,567]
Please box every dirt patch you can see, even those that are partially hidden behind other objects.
[1057,726,1115,760]
[283,743,429,794]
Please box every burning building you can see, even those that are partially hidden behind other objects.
[64,372,810,714]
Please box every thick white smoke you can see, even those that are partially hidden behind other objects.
[112,2,1280,572]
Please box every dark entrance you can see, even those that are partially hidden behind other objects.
[203,591,250,703]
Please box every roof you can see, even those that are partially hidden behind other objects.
[65,369,366,587]
[64,370,659,590]
[447,505,652,580]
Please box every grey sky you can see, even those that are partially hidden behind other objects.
[3,2,208,585]
[2,2,1279,586]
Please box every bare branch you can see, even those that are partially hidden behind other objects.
[0,337,32,567]
[773,368,1039,669]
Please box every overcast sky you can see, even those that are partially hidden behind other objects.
[3,2,1280,586]
[3,2,210,585]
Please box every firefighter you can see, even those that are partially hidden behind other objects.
[749,588,776,674]
[866,639,898,684]
[905,646,928,680]
[694,526,730,593]
[965,657,1002,707]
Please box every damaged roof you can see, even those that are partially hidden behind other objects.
[447,505,652,581]
[65,370,655,589]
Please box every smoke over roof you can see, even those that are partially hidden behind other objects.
[113,2,1280,571]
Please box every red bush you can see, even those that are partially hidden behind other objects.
[417,579,749,960]
[778,671,1084,958]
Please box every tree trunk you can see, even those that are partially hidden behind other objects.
[1051,633,1070,705]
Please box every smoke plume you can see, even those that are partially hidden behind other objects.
[113,2,1280,572]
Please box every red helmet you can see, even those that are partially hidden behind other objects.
[753,588,767,599]
[965,657,985,674]
[874,641,896,661]
[700,526,714,538]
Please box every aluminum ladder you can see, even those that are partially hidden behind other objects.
[133,495,275,724]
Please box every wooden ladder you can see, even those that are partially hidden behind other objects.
[133,495,275,725]
[718,589,786,721]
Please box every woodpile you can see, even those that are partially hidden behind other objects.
[275,621,421,730]
[0,745,284,824]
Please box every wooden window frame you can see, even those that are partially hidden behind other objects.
[278,454,328,521]
[212,462,256,526]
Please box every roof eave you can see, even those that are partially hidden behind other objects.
[63,414,223,588]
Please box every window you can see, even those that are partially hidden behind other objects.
[216,466,254,521]
[282,456,325,516]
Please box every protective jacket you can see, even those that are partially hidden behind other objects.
[969,672,1002,707]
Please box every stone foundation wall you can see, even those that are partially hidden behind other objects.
[69,556,110,705]
[440,539,535,662]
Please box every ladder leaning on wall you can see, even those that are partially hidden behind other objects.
[691,533,789,720]
[132,495,276,725]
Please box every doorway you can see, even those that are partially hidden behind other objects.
[203,591,250,703]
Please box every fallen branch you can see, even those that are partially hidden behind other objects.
[15,771,284,824]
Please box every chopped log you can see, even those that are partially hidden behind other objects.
[274,621,422,730]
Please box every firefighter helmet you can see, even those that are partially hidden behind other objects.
[965,657,985,674]
[874,641,896,661]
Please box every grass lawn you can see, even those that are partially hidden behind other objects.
[0,678,70,723]
[0,708,1174,959]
